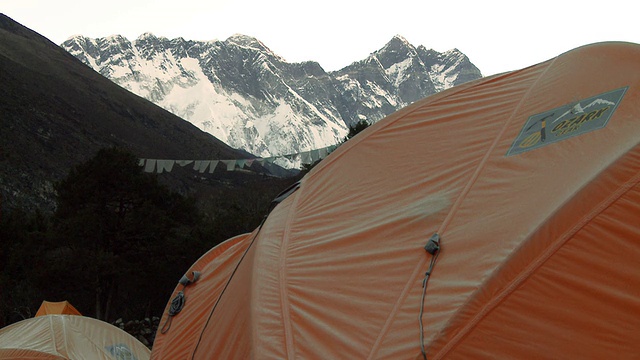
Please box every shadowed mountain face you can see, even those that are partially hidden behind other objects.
[62,32,483,158]
[0,14,254,213]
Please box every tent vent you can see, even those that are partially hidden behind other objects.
[420,232,441,360]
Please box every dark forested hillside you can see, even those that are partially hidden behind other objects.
[0,13,258,213]
[0,13,301,339]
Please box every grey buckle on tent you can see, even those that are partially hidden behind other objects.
[168,291,185,316]
[161,271,201,334]
[424,233,440,255]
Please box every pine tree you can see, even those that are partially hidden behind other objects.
[343,119,371,142]
[301,120,371,172]
[50,147,202,321]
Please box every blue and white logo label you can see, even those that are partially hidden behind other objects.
[506,87,628,156]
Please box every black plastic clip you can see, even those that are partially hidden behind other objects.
[424,233,440,255]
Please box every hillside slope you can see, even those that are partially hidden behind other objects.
[0,14,256,212]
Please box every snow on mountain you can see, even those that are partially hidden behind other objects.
[62,34,482,161]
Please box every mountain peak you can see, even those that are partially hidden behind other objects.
[61,32,483,160]
[383,35,416,53]
[371,35,418,70]
[390,34,410,44]
[224,34,286,63]
[105,34,129,42]
[137,32,159,41]
[226,34,267,50]
[385,35,412,49]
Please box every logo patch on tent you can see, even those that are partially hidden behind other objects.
[506,87,628,156]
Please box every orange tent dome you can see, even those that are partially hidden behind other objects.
[152,42,640,359]
[34,301,81,317]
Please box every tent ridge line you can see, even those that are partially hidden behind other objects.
[436,60,555,237]
[61,316,71,358]
[364,73,508,359]
[428,59,557,358]
[189,229,263,358]
[278,187,302,359]
[72,316,125,358]
[366,253,429,359]
[310,76,483,182]
[46,315,58,357]
[433,155,640,359]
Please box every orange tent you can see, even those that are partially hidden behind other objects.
[35,301,81,317]
[0,315,150,359]
[151,42,640,359]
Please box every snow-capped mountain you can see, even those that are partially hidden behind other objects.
[62,34,482,159]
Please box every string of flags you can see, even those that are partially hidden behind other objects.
[138,144,339,174]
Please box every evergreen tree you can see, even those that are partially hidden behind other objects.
[301,120,371,173]
[0,209,50,326]
[343,120,371,142]
[49,147,203,321]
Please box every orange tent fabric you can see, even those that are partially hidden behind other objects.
[152,42,640,359]
[34,301,81,317]
[0,315,150,359]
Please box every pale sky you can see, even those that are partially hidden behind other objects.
[3,0,638,76]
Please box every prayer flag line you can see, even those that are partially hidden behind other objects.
[139,144,338,174]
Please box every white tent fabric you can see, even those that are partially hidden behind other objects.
[0,315,150,360]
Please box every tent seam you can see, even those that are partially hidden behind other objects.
[310,73,507,181]
[61,316,69,358]
[74,317,128,358]
[435,64,554,235]
[423,58,558,357]
[48,315,64,357]
[433,163,640,359]
[189,227,264,358]
[367,66,555,359]
[279,189,301,359]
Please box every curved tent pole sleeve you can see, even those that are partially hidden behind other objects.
[161,180,302,336]
[191,180,301,357]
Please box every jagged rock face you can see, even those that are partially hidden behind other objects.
[62,34,482,157]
